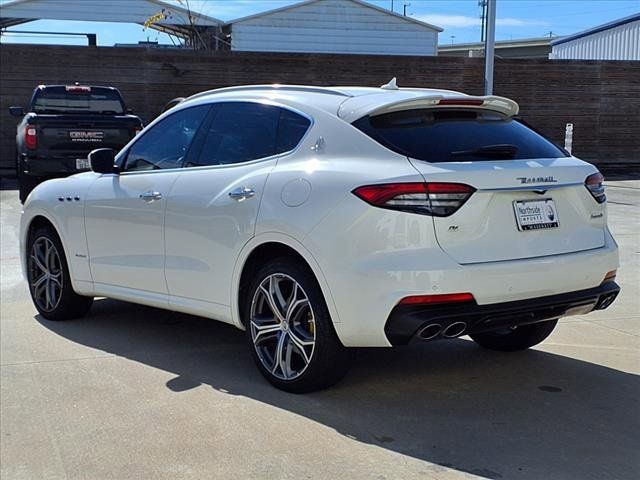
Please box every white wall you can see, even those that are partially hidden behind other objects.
[230,0,439,56]
[551,19,639,60]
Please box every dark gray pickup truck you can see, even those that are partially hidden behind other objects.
[10,84,143,202]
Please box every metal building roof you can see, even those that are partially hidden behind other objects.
[440,37,554,51]
[226,0,443,32]
[0,0,223,31]
[551,13,640,46]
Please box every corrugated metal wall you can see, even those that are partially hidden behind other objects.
[551,20,640,60]
[230,0,439,56]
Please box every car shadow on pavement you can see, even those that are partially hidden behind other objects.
[36,298,639,480]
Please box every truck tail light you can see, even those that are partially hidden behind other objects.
[25,126,37,149]
[65,85,91,93]
[352,182,475,217]
[585,172,606,204]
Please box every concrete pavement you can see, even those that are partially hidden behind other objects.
[1,179,638,480]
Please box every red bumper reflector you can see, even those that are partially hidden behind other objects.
[399,292,475,306]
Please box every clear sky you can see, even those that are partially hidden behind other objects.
[0,0,639,46]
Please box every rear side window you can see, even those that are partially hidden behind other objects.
[352,109,567,162]
[276,109,311,154]
[32,86,125,115]
[192,102,279,167]
[188,103,310,168]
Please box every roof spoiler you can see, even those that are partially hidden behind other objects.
[368,94,519,118]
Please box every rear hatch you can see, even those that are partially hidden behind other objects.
[31,85,140,156]
[352,104,606,264]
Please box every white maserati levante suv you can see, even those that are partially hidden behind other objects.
[20,82,620,392]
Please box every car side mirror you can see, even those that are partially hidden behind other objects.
[126,108,134,114]
[9,106,24,117]
[89,148,118,174]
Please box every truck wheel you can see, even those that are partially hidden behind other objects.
[244,257,352,393]
[26,225,93,320]
[470,320,558,352]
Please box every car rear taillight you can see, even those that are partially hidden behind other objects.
[352,182,475,217]
[585,172,606,204]
[399,292,475,306]
[25,126,37,149]
[134,126,142,135]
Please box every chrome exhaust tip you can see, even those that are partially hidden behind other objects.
[595,291,618,310]
[417,323,442,340]
[442,321,467,338]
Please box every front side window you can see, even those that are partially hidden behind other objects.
[124,105,210,172]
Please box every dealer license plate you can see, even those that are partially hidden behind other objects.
[76,158,91,170]
[513,199,559,231]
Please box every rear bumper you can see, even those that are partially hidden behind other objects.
[21,155,90,176]
[384,281,620,345]
[327,229,618,347]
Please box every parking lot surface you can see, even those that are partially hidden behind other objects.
[1,178,638,480]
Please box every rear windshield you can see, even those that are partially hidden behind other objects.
[32,86,125,114]
[352,109,567,162]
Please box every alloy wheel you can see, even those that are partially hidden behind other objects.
[250,273,316,380]
[28,236,63,312]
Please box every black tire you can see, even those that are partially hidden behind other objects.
[470,319,558,352]
[26,225,93,321]
[17,161,41,204]
[243,257,352,393]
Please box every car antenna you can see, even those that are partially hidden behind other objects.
[380,77,399,90]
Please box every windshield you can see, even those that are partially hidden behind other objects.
[32,86,125,114]
[352,109,567,162]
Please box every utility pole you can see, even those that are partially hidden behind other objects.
[479,0,487,42]
[484,0,496,95]
[403,2,411,16]
[391,0,394,13]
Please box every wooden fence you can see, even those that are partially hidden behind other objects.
[1,44,638,176]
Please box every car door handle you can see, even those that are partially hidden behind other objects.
[228,187,256,202]
[139,191,163,203]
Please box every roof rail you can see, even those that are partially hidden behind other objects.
[187,84,352,101]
